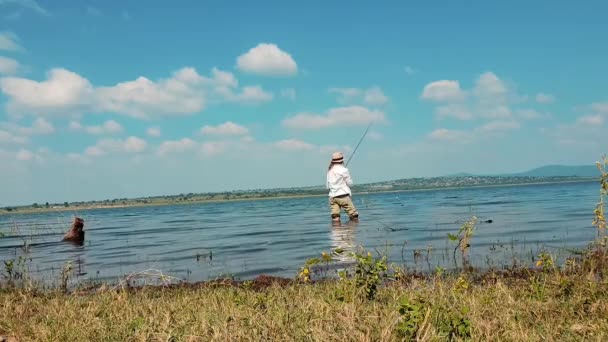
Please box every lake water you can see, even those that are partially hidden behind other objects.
[0,181,602,286]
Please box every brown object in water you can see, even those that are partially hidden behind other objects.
[63,217,85,242]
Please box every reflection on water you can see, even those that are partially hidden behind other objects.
[0,181,601,285]
[330,220,357,264]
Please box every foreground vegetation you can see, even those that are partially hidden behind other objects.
[1,246,608,341]
[0,156,606,341]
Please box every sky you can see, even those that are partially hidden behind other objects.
[0,0,607,206]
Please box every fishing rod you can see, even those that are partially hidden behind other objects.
[345,121,374,167]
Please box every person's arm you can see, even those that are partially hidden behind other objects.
[342,167,354,186]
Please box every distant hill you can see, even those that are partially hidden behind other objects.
[444,164,599,178]
[508,165,599,178]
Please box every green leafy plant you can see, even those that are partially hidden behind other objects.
[593,155,607,245]
[438,306,472,340]
[351,248,388,300]
[396,295,425,339]
[448,216,478,267]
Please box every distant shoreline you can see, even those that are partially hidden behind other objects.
[0,178,597,216]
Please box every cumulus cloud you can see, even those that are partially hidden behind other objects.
[435,104,473,120]
[16,148,34,161]
[427,128,467,142]
[0,56,20,75]
[0,66,273,119]
[69,119,123,135]
[200,121,249,136]
[0,129,27,144]
[200,141,226,156]
[476,120,520,133]
[577,114,604,126]
[329,86,389,106]
[0,68,94,115]
[227,85,273,104]
[84,136,147,156]
[274,139,315,151]
[0,0,49,15]
[1,117,54,135]
[0,31,23,51]
[282,106,386,130]
[147,127,161,137]
[536,93,555,104]
[236,43,298,76]
[158,138,196,156]
[421,80,466,102]
[421,72,537,127]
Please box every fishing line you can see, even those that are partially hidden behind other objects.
[345,120,374,167]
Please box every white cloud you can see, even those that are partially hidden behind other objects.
[368,131,383,141]
[124,137,147,153]
[16,148,34,161]
[1,117,54,135]
[0,31,23,51]
[69,120,82,130]
[591,102,608,114]
[577,114,604,126]
[0,56,20,75]
[0,68,94,115]
[477,120,520,133]
[230,85,273,104]
[274,139,315,151]
[329,86,389,106]
[421,80,466,102]
[0,66,274,119]
[236,43,298,76]
[147,127,161,137]
[200,141,226,156]
[84,136,147,157]
[473,72,508,104]
[68,119,123,135]
[95,68,206,119]
[536,93,555,104]
[282,106,386,130]
[435,104,473,120]
[404,66,417,75]
[85,120,123,135]
[158,138,196,156]
[201,121,249,136]
[363,86,389,106]
[479,105,511,119]
[0,129,27,144]
[281,88,296,100]
[516,109,545,120]
[0,0,49,15]
[427,128,468,142]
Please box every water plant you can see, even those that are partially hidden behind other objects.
[593,154,607,245]
[448,215,478,268]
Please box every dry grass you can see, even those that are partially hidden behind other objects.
[1,266,607,341]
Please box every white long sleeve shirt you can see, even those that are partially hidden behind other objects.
[326,164,353,197]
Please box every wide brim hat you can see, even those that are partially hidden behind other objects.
[331,152,344,163]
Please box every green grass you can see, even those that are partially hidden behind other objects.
[1,261,608,341]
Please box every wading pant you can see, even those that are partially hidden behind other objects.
[329,194,359,220]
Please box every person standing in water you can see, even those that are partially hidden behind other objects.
[326,152,359,222]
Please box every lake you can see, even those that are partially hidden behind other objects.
[0,181,602,287]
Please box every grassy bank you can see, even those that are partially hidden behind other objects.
[1,254,608,341]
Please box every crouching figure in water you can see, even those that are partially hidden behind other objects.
[63,217,85,243]
[326,152,359,222]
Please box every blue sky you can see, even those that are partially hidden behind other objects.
[0,0,607,205]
